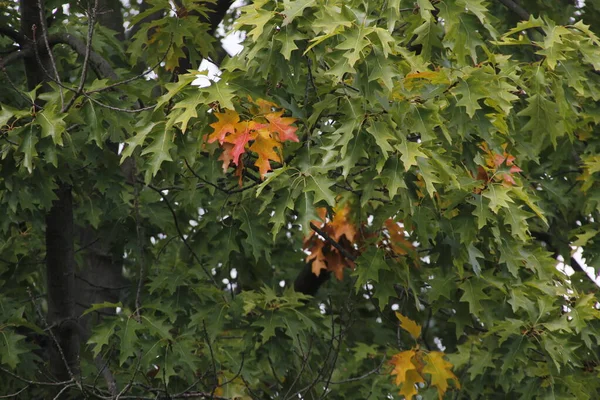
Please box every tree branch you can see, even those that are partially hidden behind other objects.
[0,32,117,80]
[0,26,24,44]
[495,0,531,21]
[309,222,356,262]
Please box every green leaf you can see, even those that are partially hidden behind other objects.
[482,184,513,213]
[119,316,142,366]
[469,194,493,229]
[239,206,270,262]
[459,277,490,315]
[141,315,172,339]
[304,174,336,206]
[453,76,489,118]
[353,246,390,289]
[141,128,175,179]
[416,156,442,197]
[275,27,306,60]
[154,73,197,110]
[88,323,116,358]
[398,139,427,171]
[380,156,407,199]
[19,128,38,173]
[517,94,563,148]
[202,81,236,110]
[336,25,373,67]
[411,19,442,60]
[171,91,202,133]
[282,0,317,26]
[467,243,484,276]
[36,106,66,146]
[81,301,123,317]
[236,6,274,41]
[366,120,395,157]
[0,331,28,369]
[120,121,160,162]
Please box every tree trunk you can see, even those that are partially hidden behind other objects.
[20,0,80,381]
[45,185,79,380]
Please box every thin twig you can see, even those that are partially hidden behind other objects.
[0,384,30,398]
[144,182,220,288]
[52,383,76,400]
[202,320,219,398]
[115,351,143,400]
[27,288,78,385]
[133,167,145,320]
[85,95,155,113]
[282,337,314,399]
[63,0,98,113]
[86,36,174,94]
[219,352,245,387]
[37,0,64,106]
[327,354,386,384]
[0,366,72,387]
[75,274,130,291]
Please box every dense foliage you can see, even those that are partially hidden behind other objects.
[2,0,600,398]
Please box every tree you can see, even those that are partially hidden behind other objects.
[1,0,600,398]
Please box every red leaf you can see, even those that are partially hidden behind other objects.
[224,121,258,165]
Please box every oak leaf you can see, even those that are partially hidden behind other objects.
[395,312,422,339]
[207,100,299,179]
[265,111,299,142]
[480,143,522,186]
[249,131,283,177]
[390,350,425,399]
[303,206,357,280]
[422,351,460,400]
[400,369,426,399]
[329,204,357,242]
[384,219,414,256]
[208,109,239,144]
[224,121,258,166]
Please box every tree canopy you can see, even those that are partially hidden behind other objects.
[2,0,600,398]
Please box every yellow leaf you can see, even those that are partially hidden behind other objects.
[422,351,460,400]
[390,350,425,399]
[389,350,418,386]
[400,369,426,399]
[395,312,422,339]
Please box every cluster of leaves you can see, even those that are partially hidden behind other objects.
[207,98,299,178]
[2,0,600,399]
[390,313,460,399]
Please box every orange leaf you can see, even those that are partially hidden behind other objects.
[325,251,348,281]
[255,98,278,114]
[329,205,357,242]
[218,143,235,173]
[306,240,328,276]
[208,109,239,144]
[481,143,522,186]
[265,111,299,142]
[422,351,460,400]
[249,131,282,178]
[384,219,414,256]
[395,312,422,339]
